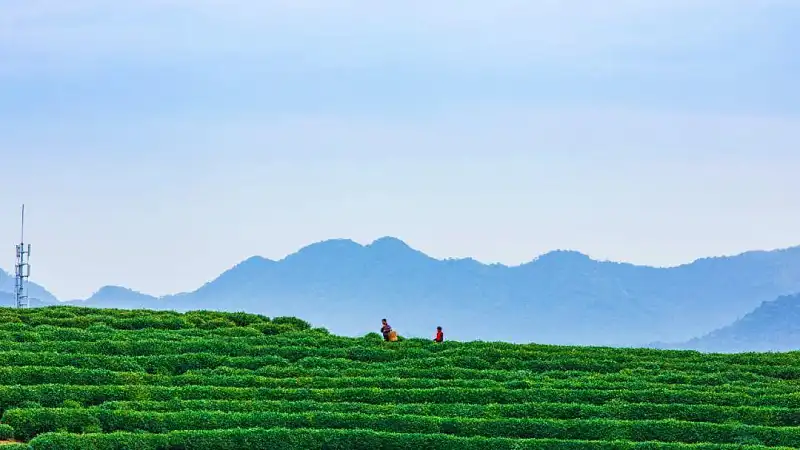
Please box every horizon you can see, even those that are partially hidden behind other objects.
[3,235,799,301]
[2,1,798,299]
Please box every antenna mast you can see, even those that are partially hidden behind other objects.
[14,204,31,308]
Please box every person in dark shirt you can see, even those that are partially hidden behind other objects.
[434,326,443,343]
[381,319,392,341]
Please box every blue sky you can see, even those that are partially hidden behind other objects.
[1,0,798,300]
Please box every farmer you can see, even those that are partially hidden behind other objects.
[434,326,444,343]
[381,319,392,341]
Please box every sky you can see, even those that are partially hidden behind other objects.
[0,0,799,300]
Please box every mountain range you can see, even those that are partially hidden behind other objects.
[653,293,800,353]
[3,236,800,350]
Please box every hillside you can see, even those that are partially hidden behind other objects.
[0,271,57,305]
[663,293,800,353]
[80,285,158,308]
[0,306,800,449]
[58,238,800,347]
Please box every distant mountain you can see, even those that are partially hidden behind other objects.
[55,236,800,347]
[79,286,159,309]
[0,291,14,307]
[0,290,57,308]
[656,294,800,353]
[0,269,58,306]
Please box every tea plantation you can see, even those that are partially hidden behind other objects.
[0,306,799,449]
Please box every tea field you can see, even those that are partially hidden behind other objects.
[0,306,800,449]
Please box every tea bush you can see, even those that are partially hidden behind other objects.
[0,306,799,449]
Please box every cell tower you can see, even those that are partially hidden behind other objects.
[14,204,31,308]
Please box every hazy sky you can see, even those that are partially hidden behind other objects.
[1,1,798,300]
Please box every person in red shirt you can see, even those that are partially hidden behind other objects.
[434,326,444,343]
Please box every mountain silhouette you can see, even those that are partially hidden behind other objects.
[80,286,158,309]
[0,269,57,305]
[657,293,800,353]
[44,237,800,347]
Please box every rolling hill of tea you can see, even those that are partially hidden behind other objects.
[1,307,800,449]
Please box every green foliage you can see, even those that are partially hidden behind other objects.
[0,423,14,439]
[2,305,800,448]
[25,428,799,450]
[10,407,800,444]
[271,317,311,330]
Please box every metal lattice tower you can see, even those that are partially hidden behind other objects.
[14,204,30,308]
